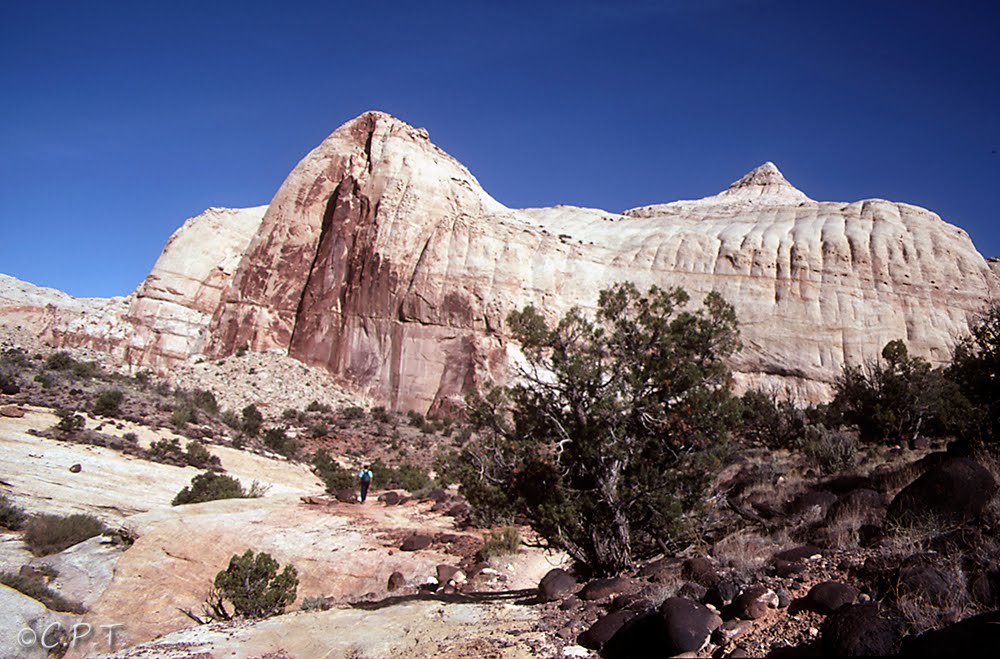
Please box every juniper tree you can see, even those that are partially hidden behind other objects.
[452,283,741,575]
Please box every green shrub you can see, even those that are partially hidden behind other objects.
[171,403,198,427]
[45,351,75,371]
[55,413,85,434]
[478,526,521,560]
[0,368,20,395]
[123,432,139,443]
[371,406,391,424]
[33,372,52,388]
[185,441,221,470]
[0,494,27,530]
[192,389,219,415]
[213,549,297,619]
[306,401,332,414]
[407,410,425,428]
[70,359,102,379]
[0,571,85,613]
[242,404,263,436]
[312,450,354,493]
[263,427,300,458]
[149,437,185,463]
[1,347,30,368]
[281,408,299,421]
[341,406,365,420]
[221,409,241,429]
[93,389,124,417]
[172,471,248,506]
[370,459,431,491]
[23,513,109,556]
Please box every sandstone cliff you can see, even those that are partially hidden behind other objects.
[3,112,997,411]
[206,112,1000,410]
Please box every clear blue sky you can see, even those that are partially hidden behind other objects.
[2,0,997,298]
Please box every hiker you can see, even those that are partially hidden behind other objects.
[358,464,373,503]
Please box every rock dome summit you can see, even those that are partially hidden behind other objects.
[2,111,997,411]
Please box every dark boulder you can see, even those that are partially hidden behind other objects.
[803,581,859,614]
[400,533,433,551]
[578,609,637,650]
[683,557,721,587]
[897,554,953,607]
[821,603,902,656]
[387,571,406,591]
[378,491,402,505]
[538,568,577,602]
[602,596,721,659]
[901,609,1000,656]
[579,576,640,601]
[729,585,778,620]
[789,490,838,517]
[888,457,997,525]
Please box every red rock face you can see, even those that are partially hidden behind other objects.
[202,111,1000,413]
[5,112,997,413]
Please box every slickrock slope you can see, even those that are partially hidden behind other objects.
[207,111,1000,409]
[123,205,266,370]
[0,206,265,371]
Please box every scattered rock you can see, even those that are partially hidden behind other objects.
[538,568,578,602]
[387,571,406,591]
[729,585,778,620]
[773,545,823,563]
[69,463,82,473]
[579,576,640,601]
[713,619,753,645]
[400,533,433,552]
[379,491,402,505]
[0,405,25,418]
[436,564,466,585]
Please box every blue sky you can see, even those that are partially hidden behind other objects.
[2,0,997,298]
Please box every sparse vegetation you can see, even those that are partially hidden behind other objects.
[369,458,430,492]
[93,388,124,416]
[263,426,300,458]
[172,471,262,506]
[23,513,109,556]
[447,283,741,575]
[478,526,521,560]
[0,493,27,531]
[312,450,354,493]
[212,549,298,619]
[0,571,85,613]
[242,404,263,436]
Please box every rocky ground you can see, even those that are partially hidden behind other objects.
[2,339,999,658]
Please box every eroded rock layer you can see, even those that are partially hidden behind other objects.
[3,111,996,410]
[204,112,999,410]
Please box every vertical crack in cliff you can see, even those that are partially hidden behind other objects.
[289,180,344,354]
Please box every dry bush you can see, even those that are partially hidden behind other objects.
[892,557,976,635]
[711,529,779,577]
[23,513,109,556]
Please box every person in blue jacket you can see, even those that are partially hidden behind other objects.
[358,465,373,503]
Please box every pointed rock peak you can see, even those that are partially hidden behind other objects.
[720,162,811,202]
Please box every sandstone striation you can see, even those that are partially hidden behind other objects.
[3,111,998,410]
[206,112,1000,410]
